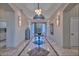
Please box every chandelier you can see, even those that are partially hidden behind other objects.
[33,3,45,19]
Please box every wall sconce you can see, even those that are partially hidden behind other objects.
[18,16,22,27]
[56,17,59,26]
[56,15,60,27]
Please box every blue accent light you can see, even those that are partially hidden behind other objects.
[33,39,44,45]
[33,36,44,46]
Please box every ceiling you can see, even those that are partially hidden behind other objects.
[14,3,66,19]
[0,3,13,11]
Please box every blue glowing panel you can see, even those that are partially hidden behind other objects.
[31,23,34,33]
[42,24,47,36]
[42,24,45,33]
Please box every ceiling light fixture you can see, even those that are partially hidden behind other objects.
[35,3,42,16]
[33,3,45,19]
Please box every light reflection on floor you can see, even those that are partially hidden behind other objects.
[34,36,44,48]
[20,35,57,56]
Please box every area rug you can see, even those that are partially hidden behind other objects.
[27,47,49,56]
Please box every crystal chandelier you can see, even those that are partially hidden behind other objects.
[35,3,42,16]
[33,3,45,19]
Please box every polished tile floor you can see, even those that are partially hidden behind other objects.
[47,37,79,56]
[20,37,57,56]
[0,37,78,56]
[0,40,30,56]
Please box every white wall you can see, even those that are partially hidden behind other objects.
[48,11,63,47]
[63,4,79,48]
[54,12,63,47]
[7,3,31,47]
[14,11,29,47]
[6,11,15,47]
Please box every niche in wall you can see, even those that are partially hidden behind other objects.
[50,23,54,35]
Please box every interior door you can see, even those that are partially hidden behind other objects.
[70,17,79,47]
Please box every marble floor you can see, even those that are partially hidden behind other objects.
[0,40,30,56]
[20,37,57,56]
[0,39,6,48]
[0,37,78,56]
[47,37,79,56]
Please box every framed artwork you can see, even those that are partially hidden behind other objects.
[50,23,54,35]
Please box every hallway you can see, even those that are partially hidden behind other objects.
[0,3,79,56]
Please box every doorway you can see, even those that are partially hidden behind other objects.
[0,22,7,48]
[70,17,79,48]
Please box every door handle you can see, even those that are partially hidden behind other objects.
[71,33,74,36]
